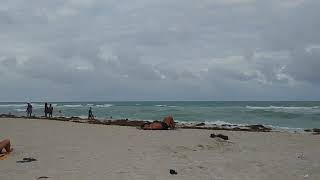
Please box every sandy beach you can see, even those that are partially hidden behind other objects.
[0,118,319,180]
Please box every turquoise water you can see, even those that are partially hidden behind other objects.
[1,101,320,130]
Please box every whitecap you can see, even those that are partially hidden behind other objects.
[96,104,113,108]
[63,104,83,108]
[246,105,319,110]
[15,108,26,112]
[154,105,167,107]
[0,104,26,107]
[266,125,304,133]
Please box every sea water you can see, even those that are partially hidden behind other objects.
[1,101,320,131]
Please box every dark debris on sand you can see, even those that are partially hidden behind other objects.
[16,157,37,163]
[305,128,320,135]
[37,176,49,179]
[169,169,178,175]
[0,114,283,132]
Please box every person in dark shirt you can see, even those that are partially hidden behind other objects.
[88,107,94,120]
[26,103,32,117]
[44,103,48,118]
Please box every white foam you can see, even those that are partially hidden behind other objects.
[176,120,242,127]
[15,108,26,112]
[155,105,178,108]
[267,125,304,133]
[206,120,237,126]
[0,103,46,108]
[63,105,83,108]
[246,105,319,110]
[155,105,167,107]
[0,104,26,107]
[78,115,89,119]
[96,104,113,108]
[177,120,304,132]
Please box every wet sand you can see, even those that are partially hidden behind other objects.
[0,118,319,180]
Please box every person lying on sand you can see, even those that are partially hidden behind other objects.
[0,139,12,153]
[141,116,175,130]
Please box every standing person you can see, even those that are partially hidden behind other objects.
[88,107,94,120]
[26,103,32,117]
[44,103,48,118]
[48,104,53,118]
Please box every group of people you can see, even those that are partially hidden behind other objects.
[44,103,53,118]
[26,102,54,118]
[26,102,94,120]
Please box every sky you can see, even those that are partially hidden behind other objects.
[0,0,319,101]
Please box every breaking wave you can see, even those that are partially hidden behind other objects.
[0,103,47,108]
[154,105,167,107]
[246,106,320,114]
[14,108,26,112]
[246,106,319,110]
[0,104,26,107]
[96,104,113,108]
[177,120,304,132]
[63,104,83,108]
[154,105,177,107]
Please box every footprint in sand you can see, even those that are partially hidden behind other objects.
[197,165,208,170]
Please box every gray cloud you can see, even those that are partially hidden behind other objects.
[0,0,320,101]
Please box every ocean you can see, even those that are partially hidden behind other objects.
[1,101,320,131]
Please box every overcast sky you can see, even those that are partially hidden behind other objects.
[0,0,319,101]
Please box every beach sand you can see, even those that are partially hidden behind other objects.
[0,118,319,180]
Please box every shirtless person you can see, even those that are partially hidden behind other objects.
[0,139,12,153]
[141,116,175,130]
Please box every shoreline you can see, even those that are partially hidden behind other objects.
[1,113,319,134]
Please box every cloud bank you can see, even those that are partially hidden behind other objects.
[0,0,319,101]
